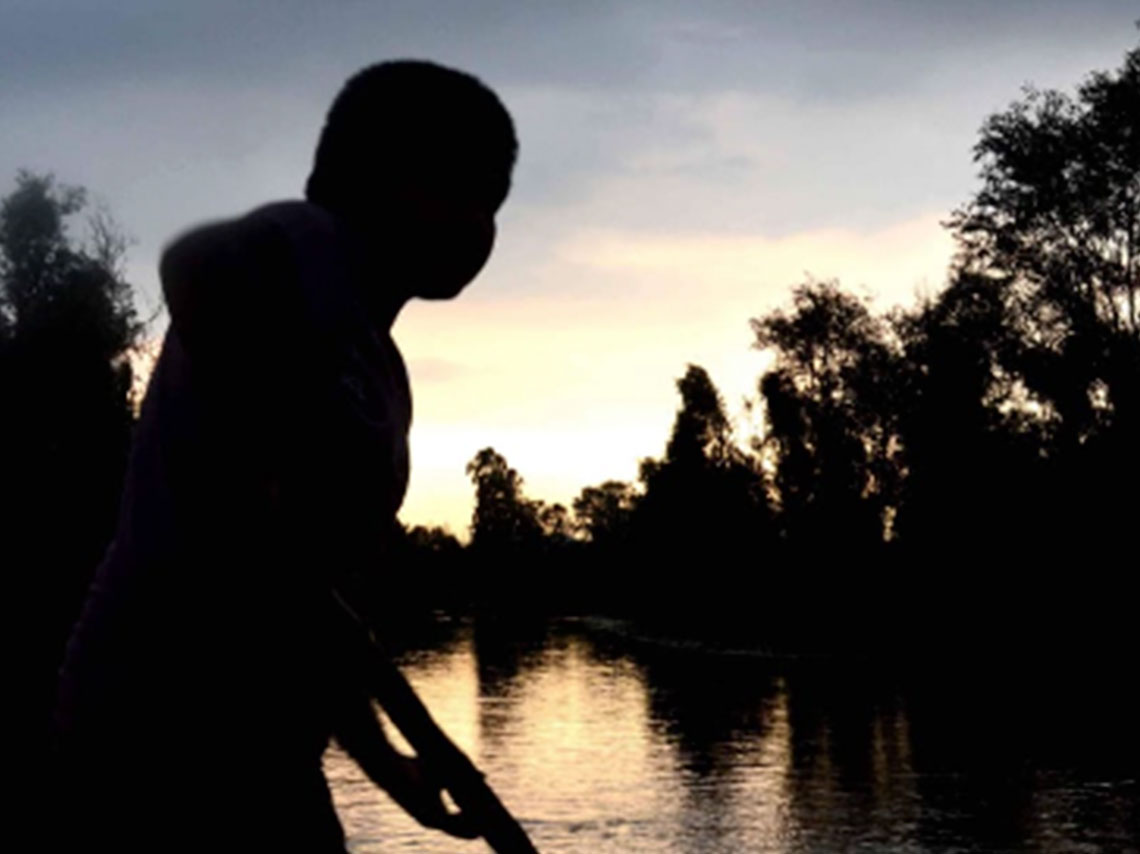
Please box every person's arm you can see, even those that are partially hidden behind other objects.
[159,203,357,431]
[160,210,306,372]
[325,592,541,853]
[330,684,478,839]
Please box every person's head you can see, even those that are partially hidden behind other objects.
[306,60,517,300]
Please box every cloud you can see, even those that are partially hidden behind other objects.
[6,2,1133,108]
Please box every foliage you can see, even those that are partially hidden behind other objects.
[1,172,139,361]
[1,172,142,569]
[1,170,141,736]
[947,40,1140,442]
[751,281,902,546]
[635,365,769,563]
[465,447,545,553]
[572,480,638,546]
[413,40,1138,628]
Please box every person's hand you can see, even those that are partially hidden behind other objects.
[383,753,480,839]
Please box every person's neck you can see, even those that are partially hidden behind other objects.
[333,210,412,332]
[364,287,410,332]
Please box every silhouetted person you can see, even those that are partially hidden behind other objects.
[53,61,516,853]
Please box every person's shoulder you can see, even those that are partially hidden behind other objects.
[244,200,340,247]
[159,201,337,360]
[163,200,332,259]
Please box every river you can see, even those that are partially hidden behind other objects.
[324,615,1138,853]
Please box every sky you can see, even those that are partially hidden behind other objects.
[2,2,1136,536]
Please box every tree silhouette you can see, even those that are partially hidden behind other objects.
[375,522,468,616]
[751,281,901,550]
[632,365,771,624]
[638,366,766,537]
[572,480,638,547]
[465,447,544,556]
[948,38,1139,446]
[405,523,464,555]
[910,36,1140,561]
[1,171,141,747]
[889,274,1041,557]
[536,502,575,544]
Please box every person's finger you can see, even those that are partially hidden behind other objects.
[411,789,481,840]
[430,807,481,840]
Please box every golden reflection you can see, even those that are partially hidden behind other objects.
[331,627,811,852]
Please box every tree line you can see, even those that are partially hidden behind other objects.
[4,38,1137,667]
[403,38,1139,648]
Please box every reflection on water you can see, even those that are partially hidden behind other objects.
[325,617,1138,853]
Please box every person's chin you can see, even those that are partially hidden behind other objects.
[415,261,487,300]
[415,277,470,301]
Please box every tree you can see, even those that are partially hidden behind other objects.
[1,172,138,363]
[635,365,769,567]
[1,170,142,577]
[377,523,467,613]
[931,35,1140,553]
[572,480,638,547]
[751,281,902,548]
[405,523,463,554]
[465,447,544,555]
[536,502,574,544]
[889,273,1049,554]
[1,170,142,747]
[947,37,1140,444]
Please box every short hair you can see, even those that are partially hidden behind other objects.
[306,60,517,217]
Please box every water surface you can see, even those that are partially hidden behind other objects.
[325,616,1138,853]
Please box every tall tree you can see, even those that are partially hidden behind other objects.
[890,273,1048,555]
[929,35,1140,553]
[1,171,141,745]
[751,281,902,549]
[636,365,769,569]
[947,37,1140,443]
[465,447,544,555]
